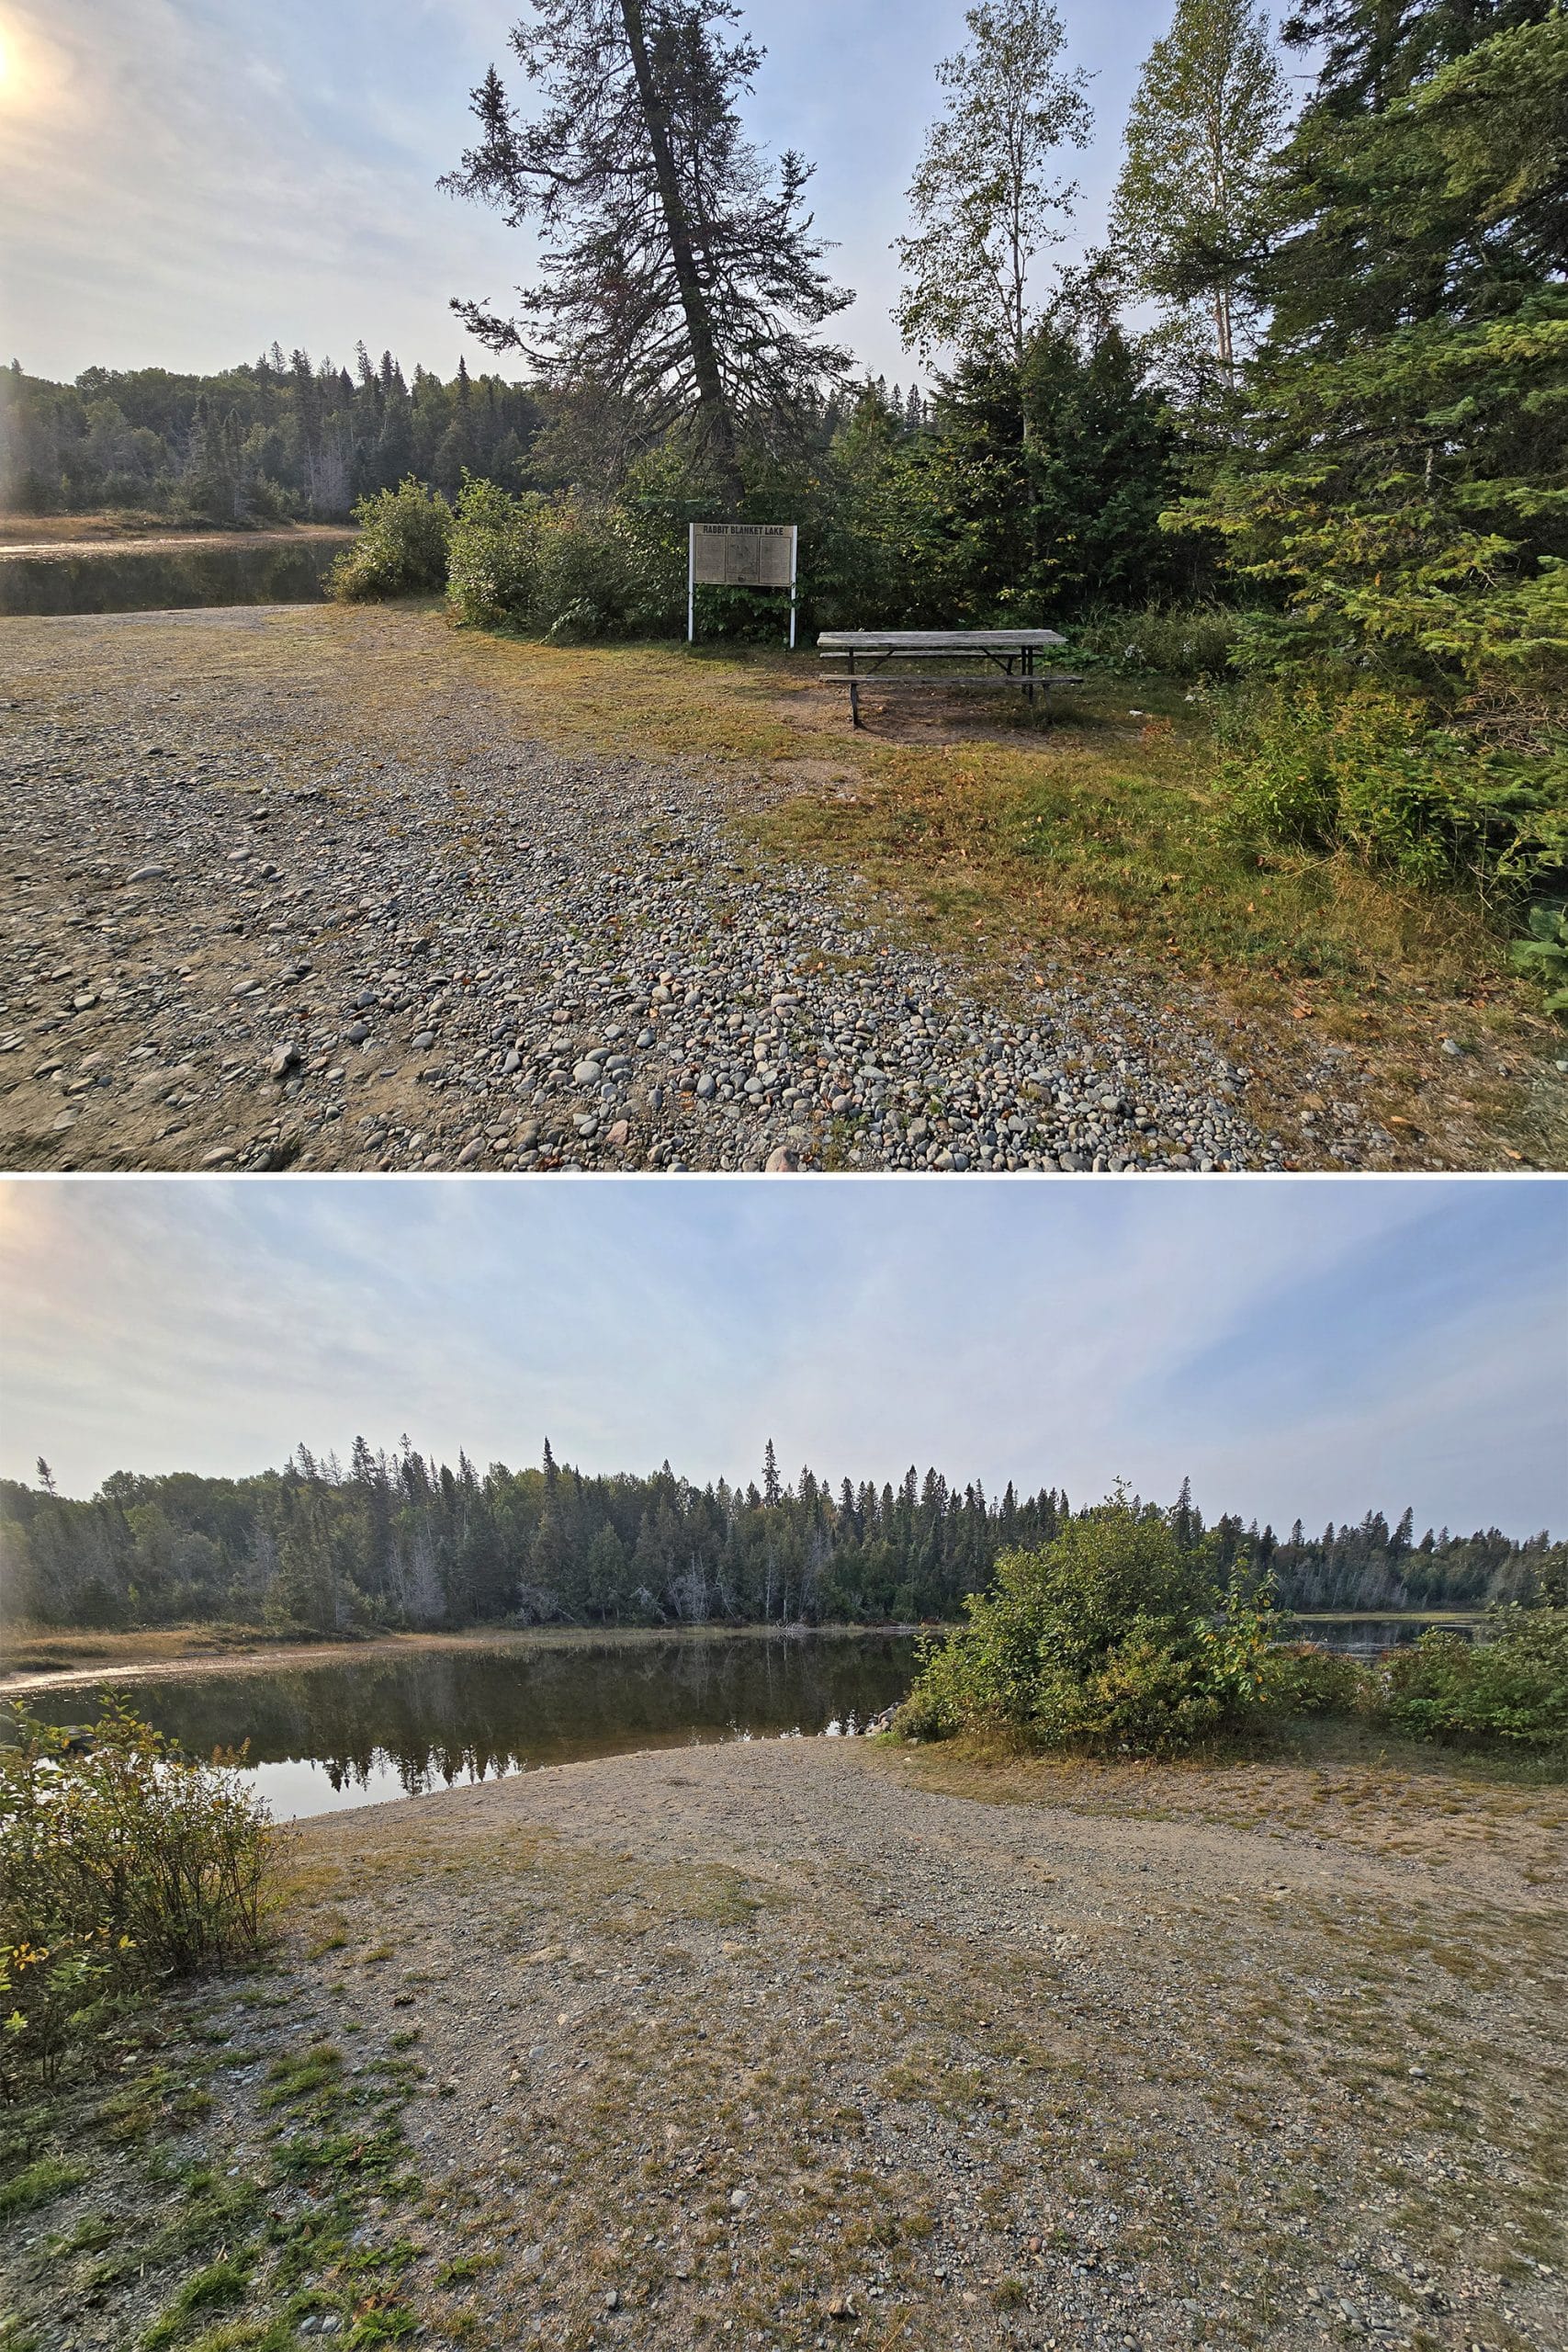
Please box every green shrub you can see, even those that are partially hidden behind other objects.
[0,1703,276,2097]
[1072,603,1246,680]
[1381,1606,1568,1749]
[897,1494,1277,1757]
[1267,1642,1371,1718]
[329,480,451,602]
[1216,679,1568,905]
[445,478,682,639]
[534,499,661,640]
[891,1675,960,1743]
[444,478,546,628]
[1510,899,1568,1014]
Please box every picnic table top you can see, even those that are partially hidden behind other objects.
[817,628,1067,651]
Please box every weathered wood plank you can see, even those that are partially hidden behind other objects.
[818,628,1067,650]
[813,672,1085,690]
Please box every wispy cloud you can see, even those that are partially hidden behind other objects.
[5,0,1226,384]
[1,1178,1562,1539]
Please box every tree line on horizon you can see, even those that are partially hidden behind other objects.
[1,1446,1559,1637]
[0,346,548,526]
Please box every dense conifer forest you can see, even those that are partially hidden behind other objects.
[0,348,546,525]
[1,1449,1559,1634]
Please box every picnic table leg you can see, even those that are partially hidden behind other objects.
[1024,646,1036,709]
[849,650,862,729]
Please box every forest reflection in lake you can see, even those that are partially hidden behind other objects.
[0,534,354,616]
[20,1632,920,1818]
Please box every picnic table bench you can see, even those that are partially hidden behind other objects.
[817,628,1081,728]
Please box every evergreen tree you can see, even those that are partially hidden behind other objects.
[440,0,852,501]
[1172,0,1568,728]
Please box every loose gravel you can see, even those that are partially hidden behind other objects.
[8,1738,1560,2352]
[295,1741,1568,2352]
[0,606,1393,1172]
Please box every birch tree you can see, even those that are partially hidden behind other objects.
[894,0,1094,370]
[1110,0,1290,376]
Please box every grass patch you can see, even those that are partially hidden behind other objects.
[0,2154,89,2218]
[2,1954,430,2352]
[757,673,1562,1162]
[179,2327,292,2352]
[140,2257,251,2350]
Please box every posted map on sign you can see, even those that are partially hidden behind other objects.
[691,523,795,587]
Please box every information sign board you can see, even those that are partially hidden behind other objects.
[687,523,798,645]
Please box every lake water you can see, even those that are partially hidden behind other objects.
[17,1632,921,1821]
[0,533,355,616]
[1282,1613,1479,1656]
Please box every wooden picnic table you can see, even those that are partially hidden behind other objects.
[816,628,1077,728]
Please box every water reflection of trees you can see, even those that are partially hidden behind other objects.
[28,1635,920,1796]
[0,541,347,619]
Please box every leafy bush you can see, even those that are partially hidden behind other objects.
[1072,604,1246,681]
[329,480,451,602]
[1216,680,1568,909]
[0,1703,276,2097]
[1510,899,1568,1014]
[534,497,680,640]
[445,478,546,629]
[1381,1606,1568,1749]
[1267,1642,1371,1718]
[446,477,682,639]
[896,1494,1277,1756]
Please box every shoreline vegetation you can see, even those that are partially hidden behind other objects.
[0,1620,922,1699]
[0,1611,1493,1699]
[0,514,354,555]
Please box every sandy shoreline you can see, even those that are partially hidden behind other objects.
[0,526,355,561]
[6,1735,1562,2352]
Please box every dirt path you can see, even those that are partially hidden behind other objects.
[0,604,1384,1172]
[9,1739,1561,2352]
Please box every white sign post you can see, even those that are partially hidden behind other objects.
[687,522,798,649]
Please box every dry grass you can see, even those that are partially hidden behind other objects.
[872,1722,1568,1895]
[0,1622,290,1679]
[0,513,351,550]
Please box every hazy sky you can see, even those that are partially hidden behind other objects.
[0,0,1313,388]
[2,1178,1562,1536]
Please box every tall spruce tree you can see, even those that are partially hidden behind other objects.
[440,0,853,505]
[1171,0,1568,736]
